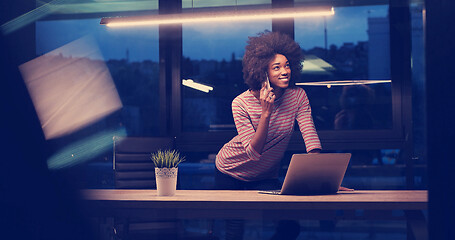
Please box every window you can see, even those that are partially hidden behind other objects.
[181,21,271,131]
[410,2,426,188]
[36,19,160,138]
[295,5,393,131]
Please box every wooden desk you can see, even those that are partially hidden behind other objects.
[82,190,427,240]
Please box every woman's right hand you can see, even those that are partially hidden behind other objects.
[259,85,275,117]
[250,84,275,154]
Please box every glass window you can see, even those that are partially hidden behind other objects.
[410,2,426,188]
[295,5,393,130]
[36,19,160,137]
[181,21,270,131]
[36,0,158,15]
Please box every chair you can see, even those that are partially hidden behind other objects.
[113,136,175,189]
[112,136,180,240]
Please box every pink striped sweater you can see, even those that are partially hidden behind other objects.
[216,87,322,181]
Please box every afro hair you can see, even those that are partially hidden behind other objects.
[242,31,304,90]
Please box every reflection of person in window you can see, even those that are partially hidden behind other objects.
[334,85,377,165]
[334,84,375,130]
[215,31,322,240]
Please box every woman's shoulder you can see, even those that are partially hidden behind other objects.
[285,87,307,98]
[233,90,256,105]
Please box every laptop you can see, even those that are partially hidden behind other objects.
[259,153,351,195]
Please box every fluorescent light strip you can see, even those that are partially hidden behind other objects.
[182,79,213,93]
[101,6,334,27]
[296,80,391,88]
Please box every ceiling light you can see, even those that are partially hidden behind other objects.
[100,6,334,27]
[182,79,213,93]
[296,80,391,88]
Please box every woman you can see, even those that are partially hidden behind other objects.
[216,31,321,184]
[215,31,321,240]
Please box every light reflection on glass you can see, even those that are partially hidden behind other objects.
[47,127,126,169]
[19,36,122,139]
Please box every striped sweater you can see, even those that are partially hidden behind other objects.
[216,87,322,182]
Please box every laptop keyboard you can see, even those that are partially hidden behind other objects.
[258,190,282,195]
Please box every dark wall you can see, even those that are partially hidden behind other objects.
[425,0,455,239]
[0,1,95,239]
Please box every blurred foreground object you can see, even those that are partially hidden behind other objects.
[19,37,122,139]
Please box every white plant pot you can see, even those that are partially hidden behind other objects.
[155,167,178,196]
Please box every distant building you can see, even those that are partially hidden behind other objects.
[199,60,218,76]
[411,6,425,85]
[368,17,390,79]
[367,8,423,80]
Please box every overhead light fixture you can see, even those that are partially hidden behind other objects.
[100,6,334,27]
[296,80,391,89]
[182,79,213,93]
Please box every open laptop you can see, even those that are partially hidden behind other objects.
[259,153,351,195]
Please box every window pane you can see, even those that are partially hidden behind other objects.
[36,19,160,137]
[182,21,270,131]
[295,5,393,130]
[36,0,158,15]
[410,3,426,173]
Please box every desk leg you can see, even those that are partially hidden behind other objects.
[405,210,427,240]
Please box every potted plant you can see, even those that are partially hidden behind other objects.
[150,149,185,196]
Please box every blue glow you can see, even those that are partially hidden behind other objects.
[47,127,126,170]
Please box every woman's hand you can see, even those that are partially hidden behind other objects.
[308,149,321,154]
[339,186,354,191]
[259,85,275,117]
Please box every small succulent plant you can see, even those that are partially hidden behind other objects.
[150,149,185,168]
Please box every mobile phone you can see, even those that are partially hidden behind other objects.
[263,73,271,89]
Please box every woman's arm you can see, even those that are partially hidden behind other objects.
[249,85,275,154]
[232,86,276,159]
[295,89,322,152]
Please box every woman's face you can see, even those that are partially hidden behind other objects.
[267,54,291,90]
